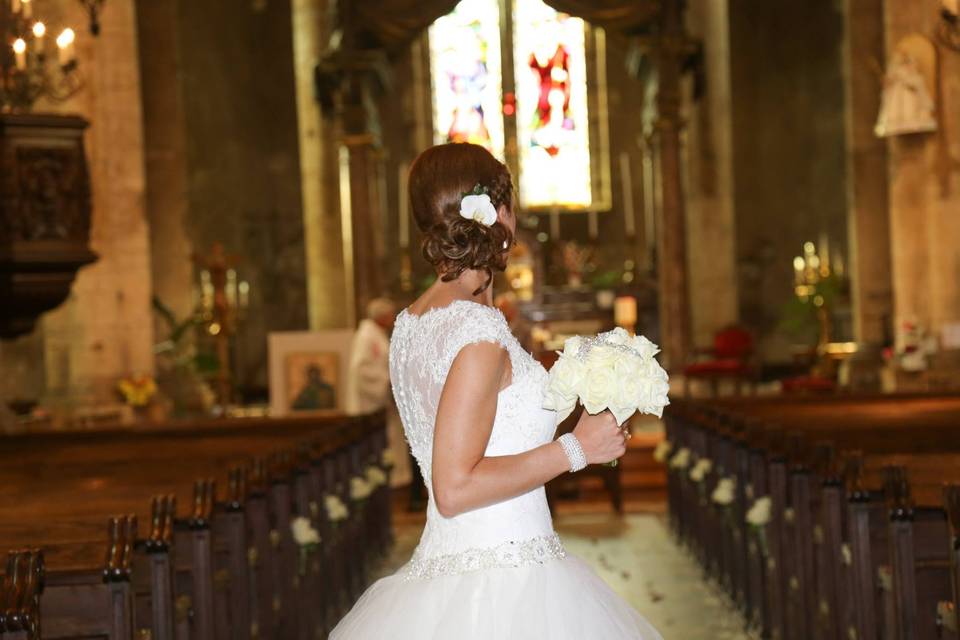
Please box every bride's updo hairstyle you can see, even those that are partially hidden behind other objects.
[408,142,514,295]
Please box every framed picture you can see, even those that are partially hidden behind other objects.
[268,330,354,416]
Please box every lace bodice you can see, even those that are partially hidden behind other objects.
[390,300,564,578]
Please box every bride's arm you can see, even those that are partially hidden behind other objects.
[431,342,624,518]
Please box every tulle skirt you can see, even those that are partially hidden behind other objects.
[330,553,662,639]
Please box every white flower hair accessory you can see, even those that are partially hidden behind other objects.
[459,184,498,227]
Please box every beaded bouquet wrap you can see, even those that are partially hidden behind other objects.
[542,327,670,426]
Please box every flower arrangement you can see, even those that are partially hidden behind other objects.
[291,516,321,576]
[542,328,670,426]
[669,447,691,470]
[689,458,713,483]
[937,601,957,634]
[291,516,321,546]
[652,440,672,463]
[365,465,387,489]
[350,476,372,502]
[324,495,349,522]
[117,374,158,407]
[745,496,772,526]
[381,449,395,469]
[711,477,736,506]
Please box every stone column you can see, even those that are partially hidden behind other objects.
[843,0,892,344]
[137,0,195,326]
[292,0,349,330]
[656,0,693,370]
[337,57,386,326]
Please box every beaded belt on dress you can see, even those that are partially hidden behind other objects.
[402,533,566,580]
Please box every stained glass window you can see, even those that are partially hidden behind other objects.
[429,0,505,160]
[513,0,592,208]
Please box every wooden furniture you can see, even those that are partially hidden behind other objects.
[0,114,97,339]
[664,394,960,640]
[682,326,755,396]
[0,412,390,640]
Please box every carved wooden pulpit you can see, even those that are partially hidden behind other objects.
[0,114,97,339]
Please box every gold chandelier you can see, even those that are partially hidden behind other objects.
[1,0,104,112]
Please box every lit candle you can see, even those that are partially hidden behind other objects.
[56,28,75,66]
[818,232,830,275]
[226,269,238,308]
[32,21,45,53]
[793,256,805,285]
[238,281,250,309]
[20,0,31,18]
[619,151,636,237]
[12,38,27,70]
[397,162,409,249]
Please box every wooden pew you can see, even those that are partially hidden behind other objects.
[0,412,389,640]
[664,395,960,640]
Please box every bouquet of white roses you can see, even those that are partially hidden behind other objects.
[542,327,670,425]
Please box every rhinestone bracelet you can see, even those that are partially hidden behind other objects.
[557,433,587,473]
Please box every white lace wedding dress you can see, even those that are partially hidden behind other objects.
[330,300,662,639]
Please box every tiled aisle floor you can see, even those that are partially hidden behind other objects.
[374,512,750,640]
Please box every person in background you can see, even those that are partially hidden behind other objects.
[495,291,533,352]
[346,298,413,490]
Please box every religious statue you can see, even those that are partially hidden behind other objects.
[874,51,937,137]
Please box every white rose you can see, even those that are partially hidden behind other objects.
[381,449,395,467]
[604,327,631,346]
[653,440,672,463]
[543,353,585,422]
[291,516,320,546]
[746,496,772,526]
[365,465,387,488]
[711,477,736,506]
[689,458,713,482]
[459,193,498,226]
[937,601,957,634]
[324,495,349,522]
[350,476,372,502]
[669,447,691,469]
[562,335,585,358]
[630,334,660,360]
[580,358,617,415]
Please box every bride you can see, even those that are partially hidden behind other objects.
[331,143,663,639]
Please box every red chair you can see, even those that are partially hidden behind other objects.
[683,326,755,397]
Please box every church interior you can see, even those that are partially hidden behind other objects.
[1,0,959,638]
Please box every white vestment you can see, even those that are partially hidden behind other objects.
[346,318,411,487]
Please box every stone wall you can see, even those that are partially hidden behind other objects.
[139,0,309,392]
[884,0,960,342]
[728,0,850,360]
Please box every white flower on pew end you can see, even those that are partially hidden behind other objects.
[381,449,395,468]
[350,476,373,502]
[938,601,957,634]
[291,517,320,547]
[652,440,672,463]
[669,447,691,470]
[366,465,387,488]
[711,477,736,506]
[324,495,349,522]
[840,543,852,566]
[746,496,772,526]
[689,458,713,483]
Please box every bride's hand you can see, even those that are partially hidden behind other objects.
[571,410,626,465]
